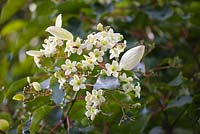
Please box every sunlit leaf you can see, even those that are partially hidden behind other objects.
[0,119,9,131]
[0,0,27,24]
[1,20,27,36]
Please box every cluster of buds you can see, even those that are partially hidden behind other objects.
[25,14,145,120]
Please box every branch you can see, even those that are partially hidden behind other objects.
[63,91,79,134]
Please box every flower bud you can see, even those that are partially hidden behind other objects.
[120,45,145,70]
[32,82,41,91]
[45,26,73,41]
[97,23,103,31]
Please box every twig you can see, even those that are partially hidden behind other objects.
[50,120,63,134]
[63,91,79,134]
[149,65,171,72]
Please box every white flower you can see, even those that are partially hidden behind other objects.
[120,45,145,70]
[82,55,95,70]
[61,59,77,75]
[91,89,105,106]
[40,43,57,57]
[65,37,83,55]
[88,49,104,63]
[133,82,141,99]
[119,73,133,83]
[85,91,93,106]
[109,42,126,59]
[122,82,135,93]
[109,48,120,59]
[69,75,86,91]
[54,72,66,89]
[83,34,96,50]
[122,82,141,98]
[85,89,105,106]
[44,36,63,47]
[105,60,121,77]
[85,105,100,120]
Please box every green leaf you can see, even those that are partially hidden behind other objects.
[129,114,151,134]
[25,96,51,112]
[0,112,12,123]
[30,105,52,134]
[0,0,27,24]
[50,76,65,105]
[6,78,28,100]
[167,96,192,109]
[1,19,27,36]
[0,91,4,104]
[169,72,186,86]
[144,8,173,21]
[111,114,151,134]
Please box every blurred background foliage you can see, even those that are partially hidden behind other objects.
[0,0,200,134]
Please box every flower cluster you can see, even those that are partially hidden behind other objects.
[26,14,145,120]
[85,89,105,120]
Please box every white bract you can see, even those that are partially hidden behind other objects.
[120,45,145,70]
[26,50,44,57]
[55,14,62,27]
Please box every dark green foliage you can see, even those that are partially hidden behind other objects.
[0,0,200,133]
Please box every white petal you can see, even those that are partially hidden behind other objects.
[120,45,145,70]
[45,26,73,41]
[26,50,44,57]
[55,14,62,27]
